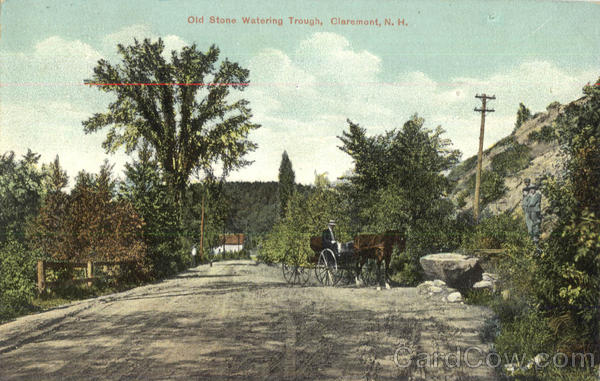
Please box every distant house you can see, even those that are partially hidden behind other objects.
[212,234,245,255]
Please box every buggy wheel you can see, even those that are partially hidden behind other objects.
[315,249,339,286]
[282,249,309,286]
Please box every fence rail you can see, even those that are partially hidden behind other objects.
[37,260,135,293]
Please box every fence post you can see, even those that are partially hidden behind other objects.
[37,260,45,293]
[87,261,93,287]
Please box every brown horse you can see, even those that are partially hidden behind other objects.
[353,231,406,289]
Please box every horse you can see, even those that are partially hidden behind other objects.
[353,231,406,289]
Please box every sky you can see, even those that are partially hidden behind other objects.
[0,0,599,185]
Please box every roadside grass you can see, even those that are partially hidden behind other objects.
[465,290,598,381]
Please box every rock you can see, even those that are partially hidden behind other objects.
[433,279,446,287]
[419,253,484,289]
[429,286,443,294]
[446,292,463,303]
[482,273,498,282]
[473,280,493,290]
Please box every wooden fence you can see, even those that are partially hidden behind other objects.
[37,260,135,293]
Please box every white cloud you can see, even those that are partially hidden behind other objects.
[1,30,596,186]
[233,33,596,183]
[0,101,129,185]
[101,24,188,59]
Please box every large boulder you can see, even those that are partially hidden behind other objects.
[419,253,483,290]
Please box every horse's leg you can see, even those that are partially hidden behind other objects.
[384,253,391,289]
[375,250,383,291]
[355,255,365,286]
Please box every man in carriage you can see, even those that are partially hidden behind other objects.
[322,219,339,254]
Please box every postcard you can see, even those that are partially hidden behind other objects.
[1,0,599,380]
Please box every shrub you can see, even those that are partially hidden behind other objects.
[491,140,532,177]
[514,102,533,133]
[463,212,529,252]
[0,240,37,320]
[466,170,507,207]
[528,124,557,144]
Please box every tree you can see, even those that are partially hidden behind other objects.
[83,38,260,218]
[338,116,461,284]
[260,174,351,264]
[338,115,460,231]
[0,150,45,243]
[278,151,295,218]
[514,102,532,132]
[27,156,70,258]
[30,163,145,264]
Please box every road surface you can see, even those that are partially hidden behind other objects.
[0,260,497,380]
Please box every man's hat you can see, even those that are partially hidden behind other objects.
[328,219,336,225]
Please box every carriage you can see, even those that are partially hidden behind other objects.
[281,232,405,287]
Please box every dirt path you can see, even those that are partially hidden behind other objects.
[0,261,497,380]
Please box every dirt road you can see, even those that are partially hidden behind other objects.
[0,261,497,380]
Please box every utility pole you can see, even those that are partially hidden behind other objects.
[473,94,495,222]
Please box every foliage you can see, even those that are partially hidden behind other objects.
[528,124,557,144]
[514,102,532,132]
[463,212,529,251]
[0,150,45,243]
[448,154,477,182]
[119,144,182,278]
[466,170,507,207]
[0,240,37,320]
[83,38,260,214]
[532,79,600,355]
[547,101,561,111]
[338,115,460,231]
[490,139,532,177]
[259,175,351,265]
[222,181,282,237]
[278,151,295,218]
[337,116,461,284]
[183,179,229,262]
[30,161,146,265]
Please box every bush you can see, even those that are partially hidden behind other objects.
[491,140,532,177]
[463,213,529,251]
[466,170,507,207]
[528,125,557,144]
[514,102,532,133]
[0,240,37,320]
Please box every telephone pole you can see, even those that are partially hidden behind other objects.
[473,94,495,222]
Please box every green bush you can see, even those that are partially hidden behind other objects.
[463,213,529,251]
[0,240,37,320]
[466,170,507,207]
[514,102,533,133]
[491,140,532,177]
[528,125,557,144]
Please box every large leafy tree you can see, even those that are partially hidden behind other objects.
[278,150,295,218]
[338,116,461,284]
[338,115,460,231]
[83,38,260,216]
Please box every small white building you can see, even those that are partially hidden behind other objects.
[212,234,245,255]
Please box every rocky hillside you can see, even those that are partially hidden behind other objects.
[448,96,588,222]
